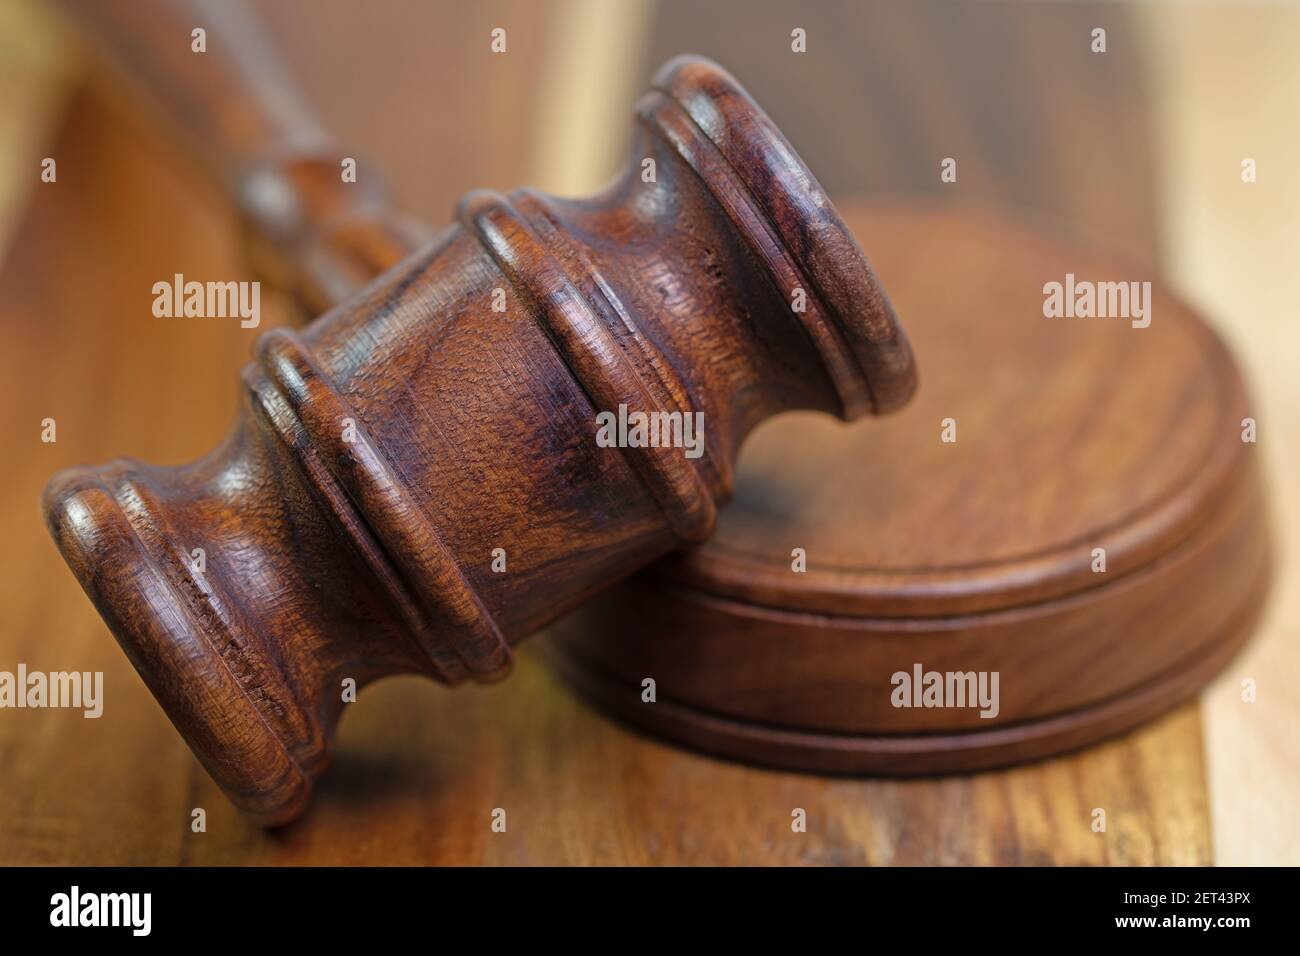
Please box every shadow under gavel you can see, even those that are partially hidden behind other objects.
[46,4,916,825]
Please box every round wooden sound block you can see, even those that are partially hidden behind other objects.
[545,200,1271,774]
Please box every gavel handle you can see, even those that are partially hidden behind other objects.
[52,0,430,312]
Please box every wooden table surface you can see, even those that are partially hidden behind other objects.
[0,0,1294,865]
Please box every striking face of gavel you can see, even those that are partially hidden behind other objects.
[42,56,916,825]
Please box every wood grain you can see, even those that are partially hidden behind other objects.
[2,89,1206,874]
[0,0,1233,865]
[646,0,1162,260]
[0,86,264,865]
[1140,3,1300,867]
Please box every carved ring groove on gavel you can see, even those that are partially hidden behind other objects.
[42,57,916,825]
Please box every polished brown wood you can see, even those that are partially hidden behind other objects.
[548,200,1270,773]
[0,122,1211,861]
[40,56,916,825]
[51,0,430,313]
[63,3,1244,781]
[6,0,1250,866]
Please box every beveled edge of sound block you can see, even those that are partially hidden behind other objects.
[541,598,1265,775]
[542,457,1272,775]
[649,55,917,418]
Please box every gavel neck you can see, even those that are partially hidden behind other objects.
[237,153,434,315]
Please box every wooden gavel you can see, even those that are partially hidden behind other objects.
[46,4,916,824]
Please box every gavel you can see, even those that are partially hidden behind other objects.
[45,6,916,825]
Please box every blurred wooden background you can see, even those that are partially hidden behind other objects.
[0,0,1295,865]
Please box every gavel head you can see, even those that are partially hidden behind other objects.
[42,56,915,825]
